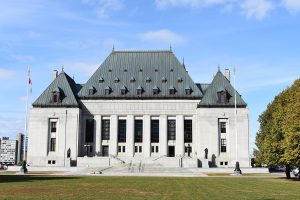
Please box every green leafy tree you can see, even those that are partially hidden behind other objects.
[255,79,300,178]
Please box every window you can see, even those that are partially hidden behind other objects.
[137,86,143,95]
[121,86,127,95]
[48,160,51,164]
[177,77,183,82]
[217,91,228,104]
[88,87,95,95]
[130,77,135,82]
[185,88,192,95]
[104,86,111,95]
[146,77,151,82]
[167,120,176,140]
[52,160,56,164]
[114,77,119,83]
[184,120,192,143]
[169,87,175,95]
[50,138,56,151]
[51,122,57,132]
[102,119,110,140]
[221,139,226,152]
[85,119,94,143]
[134,120,143,143]
[53,93,59,103]
[225,162,228,165]
[139,146,142,152]
[220,162,223,165]
[220,122,226,133]
[99,77,104,83]
[153,86,159,95]
[151,120,159,143]
[161,77,167,83]
[118,146,121,153]
[118,120,126,143]
[123,146,125,152]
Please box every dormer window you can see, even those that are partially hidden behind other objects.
[121,85,127,95]
[146,77,151,83]
[161,77,167,83]
[217,89,229,104]
[169,86,176,95]
[185,87,192,95]
[114,77,120,83]
[177,77,183,82]
[98,77,104,83]
[130,77,135,82]
[52,87,61,103]
[104,86,111,95]
[89,86,95,95]
[153,86,159,95]
[136,86,143,95]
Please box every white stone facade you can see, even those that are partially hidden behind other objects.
[28,99,250,167]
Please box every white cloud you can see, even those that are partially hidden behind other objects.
[81,0,123,18]
[155,0,225,9]
[140,29,185,45]
[0,68,16,80]
[240,0,274,20]
[282,0,300,13]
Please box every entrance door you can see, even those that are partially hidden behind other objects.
[168,146,175,157]
[102,146,109,157]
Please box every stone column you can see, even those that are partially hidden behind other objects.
[126,115,134,157]
[176,115,184,156]
[109,115,118,156]
[95,115,102,156]
[143,115,151,157]
[159,115,167,156]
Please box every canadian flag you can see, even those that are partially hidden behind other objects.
[28,66,32,93]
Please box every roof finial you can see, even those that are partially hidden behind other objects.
[62,65,64,72]
[218,64,220,72]
[182,57,186,69]
[112,45,115,52]
[169,45,172,52]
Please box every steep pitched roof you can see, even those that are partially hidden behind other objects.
[78,50,203,99]
[32,71,80,107]
[198,71,247,107]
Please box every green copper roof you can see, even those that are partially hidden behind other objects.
[33,71,81,107]
[198,71,247,107]
[78,50,203,99]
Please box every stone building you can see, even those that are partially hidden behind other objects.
[28,50,250,168]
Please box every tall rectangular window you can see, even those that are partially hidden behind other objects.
[219,119,227,153]
[220,122,226,133]
[118,120,126,143]
[221,139,226,152]
[134,120,143,143]
[51,122,57,132]
[85,119,94,143]
[184,120,192,143]
[167,120,176,140]
[102,119,110,140]
[50,138,56,152]
[151,120,159,143]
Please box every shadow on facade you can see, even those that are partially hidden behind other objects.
[209,154,217,167]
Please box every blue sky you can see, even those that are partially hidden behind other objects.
[0,0,299,154]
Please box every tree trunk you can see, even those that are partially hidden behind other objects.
[285,165,291,179]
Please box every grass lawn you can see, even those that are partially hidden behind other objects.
[0,175,299,200]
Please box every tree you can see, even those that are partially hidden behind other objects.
[254,79,300,178]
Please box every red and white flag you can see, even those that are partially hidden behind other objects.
[28,66,32,93]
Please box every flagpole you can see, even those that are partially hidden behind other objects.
[233,66,241,174]
[24,66,30,161]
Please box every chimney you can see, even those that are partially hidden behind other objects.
[224,68,230,82]
[52,70,58,81]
